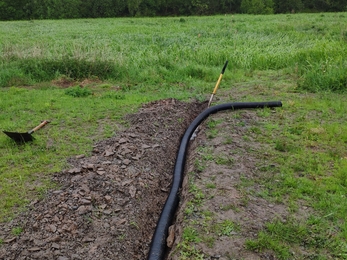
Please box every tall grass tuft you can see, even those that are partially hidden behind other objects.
[298,60,347,92]
[0,58,126,87]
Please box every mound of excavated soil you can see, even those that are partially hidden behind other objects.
[0,98,207,260]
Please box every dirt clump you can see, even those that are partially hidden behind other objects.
[0,98,207,260]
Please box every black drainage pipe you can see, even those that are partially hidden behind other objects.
[147,101,283,260]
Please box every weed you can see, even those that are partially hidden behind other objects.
[250,126,262,134]
[130,221,139,229]
[240,194,250,207]
[242,135,250,141]
[213,220,238,237]
[201,153,214,161]
[202,235,216,248]
[194,159,205,172]
[84,216,93,223]
[184,201,195,217]
[11,227,23,236]
[223,136,233,144]
[189,184,205,206]
[245,232,291,259]
[274,139,288,152]
[183,227,201,243]
[201,210,214,218]
[206,183,216,189]
[175,241,205,259]
[215,156,234,166]
[207,129,218,139]
[65,86,92,97]
[118,233,126,241]
[220,204,239,212]
[207,119,222,129]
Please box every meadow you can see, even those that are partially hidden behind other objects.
[1,13,347,90]
[1,12,347,258]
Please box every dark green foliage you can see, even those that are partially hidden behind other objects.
[241,0,274,14]
[65,86,92,97]
[185,66,208,79]
[0,57,125,87]
[0,0,26,20]
[1,0,345,20]
[0,68,30,88]
[101,91,126,100]
[274,0,303,13]
[18,58,123,81]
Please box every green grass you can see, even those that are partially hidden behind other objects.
[237,88,347,258]
[1,13,347,91]
[11,226,23,236]
[178,83,347,258]
[245,216,347,258]
[1,12,347,259]
[183,227,201,243]
[212,220,238,237]
[0,84,193,221]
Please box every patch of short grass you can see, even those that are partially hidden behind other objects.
[246,216,347,259]
[183,227,201,243]
[215,155,234,166]
[205,183,216,189]
[241,89,347,258]
[11,226,23,236]
[212,220,238,237]
[174,241,205,259]
[245,231,292,259]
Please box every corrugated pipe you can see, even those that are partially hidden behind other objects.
[147,101,283,260]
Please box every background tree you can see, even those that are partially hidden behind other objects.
[127,0,142,16]
[330,0,347,11]
[0,0,26,20]
[241,0,274,14]
[189,0,209,15]
[274,0,303,13]
[0,0,346,21]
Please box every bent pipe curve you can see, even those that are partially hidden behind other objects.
[147,101,282,260]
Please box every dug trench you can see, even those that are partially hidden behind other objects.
[0,98,207,260]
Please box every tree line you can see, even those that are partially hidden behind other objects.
[0,0,346,21]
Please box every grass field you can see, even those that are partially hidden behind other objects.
[1,12,347,258]
[1,13,347,89]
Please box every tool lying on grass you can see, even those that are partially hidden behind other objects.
[3,120,50,143]
[208,60,229,107]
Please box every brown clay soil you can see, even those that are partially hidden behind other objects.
[0,96,284,260]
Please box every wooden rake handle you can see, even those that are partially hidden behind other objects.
[28,120,50,134]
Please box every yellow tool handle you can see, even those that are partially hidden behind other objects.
[208,60,228,108]
[29,120,50,134]
[212,60,228,94]
[212,74,223,94]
